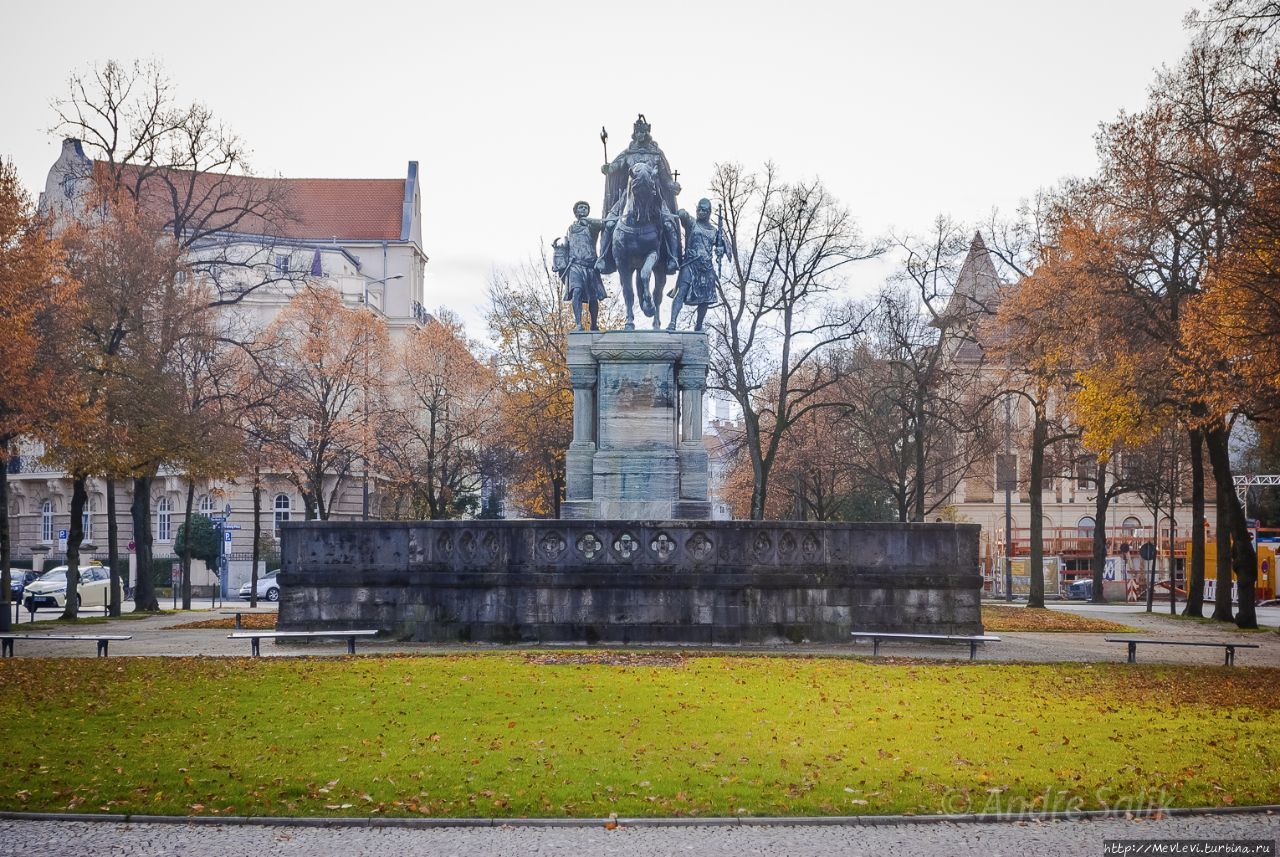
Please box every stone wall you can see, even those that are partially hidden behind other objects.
[279,520,983,644]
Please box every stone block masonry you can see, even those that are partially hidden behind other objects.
[562,329,711,520]
[278,520,982,644]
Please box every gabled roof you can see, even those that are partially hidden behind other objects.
[93,160,410,242]
[947,231,1003,318]
[939,232,1006,364]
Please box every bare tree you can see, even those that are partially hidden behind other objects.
[707,162,882,520]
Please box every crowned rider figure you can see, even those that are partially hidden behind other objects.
[596,114,681,277]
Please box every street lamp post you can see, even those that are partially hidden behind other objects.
[360,273,403,521]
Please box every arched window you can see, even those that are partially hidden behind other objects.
[198,495,213,517]
[157,497,172,542]
[1122,516,1142,536]
[273,493,292,537]
[82,497,93,542]
[41,500,53,543]
[1076,516,1095,539]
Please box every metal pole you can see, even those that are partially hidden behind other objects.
[1004,394,1014,602]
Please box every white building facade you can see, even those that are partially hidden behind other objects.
[5,141,429,593]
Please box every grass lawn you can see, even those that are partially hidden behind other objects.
[20,611,171,628]
[1,654,1276,819]
[980,606,1138,633]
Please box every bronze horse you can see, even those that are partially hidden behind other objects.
[609,162,671,329]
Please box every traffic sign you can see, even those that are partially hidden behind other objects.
[225,524,241,530]
[1139,542,1156,562]
[224,532,233,543]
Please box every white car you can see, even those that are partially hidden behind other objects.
[23,564,110,611]
[238,569,280,602]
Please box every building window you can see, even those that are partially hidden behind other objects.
[996,454,1018,492]
[1076,463,1095,490]
[1077,516,1096,540]
[157,497,172,542]
[274,254,290,273]
[82,498,93,542]
[198,495,213,517]
[1122,516,1142,537]
[273,493,292,538]
[41,500,53,543]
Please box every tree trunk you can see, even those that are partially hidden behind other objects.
[107,480,121,616]
[131,475,158,611]
[1146,495,1160,613]
[180,478,195,611]
[251,465,261,609]
[0,449,11,633]
[1028,413,1047,609]
[1212,480,1234,623]
[1204,424,1257,629]
[1090,460,1109,604]
[911,389,926,522]
[1184,428,1205,617]
[61,475,88,621]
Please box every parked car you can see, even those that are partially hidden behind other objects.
[238,569,280,602]
[7,570,38,602]
[1066,578,1093,600]
[23,564,110,611]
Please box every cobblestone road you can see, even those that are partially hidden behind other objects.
[1,812,1276,857]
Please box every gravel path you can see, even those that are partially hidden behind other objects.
[1,812,1276,857]
[6,602,1279,665]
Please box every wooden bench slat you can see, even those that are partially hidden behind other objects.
[227,629,379,657]
[1104,637,1259,666]
[227,630,377,639]
[849,630,1001,660]
[1104,637,1260,648]
[0,633,131,658]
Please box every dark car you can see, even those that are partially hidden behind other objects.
[7,570,37,603]
[1066,578,1093,600]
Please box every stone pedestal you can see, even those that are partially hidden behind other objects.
[562,330,711,520]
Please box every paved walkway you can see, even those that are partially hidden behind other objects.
[5,601,1280,666]
[1,812,1276,856]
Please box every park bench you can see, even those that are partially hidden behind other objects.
[850,630,1002,660]
[1105,636,1261,666]
[0,633,132,658]
[227,629,379,656]
[219,609,276,630]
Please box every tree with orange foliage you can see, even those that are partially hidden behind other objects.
[485,258,576,518]
[0,161,83,630]
[56,190,195,614]
[381,310,498,519]
[255,285,388,520]
[985,246,1083,610]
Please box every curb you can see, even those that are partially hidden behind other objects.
[0,805,1276,829]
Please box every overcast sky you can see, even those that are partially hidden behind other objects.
[4,0,1198,335]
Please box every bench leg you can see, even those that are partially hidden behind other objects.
[97,640,108,657]
[872,639,881,657]
[1127,642,1137,664]
[235,613,242,630]
[2,639,11,658]
[969,641,978,660]
[347,636,356,655]
[251,637,260,657]
[1226,646,1235,667]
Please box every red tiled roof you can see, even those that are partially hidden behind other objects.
[272,177,404,241]
[95,162,405,242]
